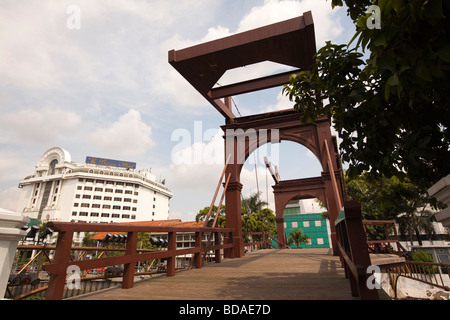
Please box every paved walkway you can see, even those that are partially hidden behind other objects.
[74,248,359,300]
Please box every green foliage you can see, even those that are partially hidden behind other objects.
[195,193,276,236]
[411,249,438,273]
[241,192,268,214]
[195,205,226,228]
[137,232,157,250]
[397,208,437,246]
[412,250,434,263]
[284,0,450,188]
[82,232,97,247]
[346,171,438,243]
[345,171,437,220]
[287,228,311,248]
[242,207,276,234]
[241,192,276,235]
[314,199,330,220]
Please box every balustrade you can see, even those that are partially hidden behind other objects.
[43,222,234,300]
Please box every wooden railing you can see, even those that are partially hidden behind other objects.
[243,231,276,249]
[335,201,379,299]
[43,222,234,300]
[362,220,402,256]
[7,244,169,300]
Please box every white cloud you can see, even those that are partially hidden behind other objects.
[0,106,81,144]
[237,0,306,32]
[171,127,223,166]
[262,91,294,113]
[162,0,344,108]
[218,0,344,87]
[88,109,153,158]
[237,0,343,46]
[167,128,224,195]
[0,2,65,89]
[0,186,22,212]
[156,26,235,109]
[0,0,215,100]
[0,0,350,221]
[166,162,277,222]
[218,62,295,88]
[166,127,278,217]
[201,26,233,42]
[0,150,35,185]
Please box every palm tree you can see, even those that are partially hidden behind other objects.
[397,207,436,247]
[287,228,310,248]
[241,192,268,214]
[82,232,97,247]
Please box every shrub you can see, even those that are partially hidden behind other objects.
[412,250,434,263]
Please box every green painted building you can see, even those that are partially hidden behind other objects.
[281,200,331,249]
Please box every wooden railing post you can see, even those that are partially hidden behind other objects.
[122,231,138,289]
[362,220,403,257]
[224,231,234,257]
[46,230,74,300]
[342,201,379,300]
[214,232,221,263]
[166,231,176,276]
[194,231,203,268]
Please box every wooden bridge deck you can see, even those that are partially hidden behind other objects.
[73,248,361,300]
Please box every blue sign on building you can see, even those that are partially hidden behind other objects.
[85,156,136,169]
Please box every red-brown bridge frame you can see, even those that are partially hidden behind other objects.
[169,11,344,256]
[221,111,344,255]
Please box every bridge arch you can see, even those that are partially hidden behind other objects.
[221,110,344,256]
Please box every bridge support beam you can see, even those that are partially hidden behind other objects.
[224,180,245,258]
[274,217,286,248]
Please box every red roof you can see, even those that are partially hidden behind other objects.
[90,219,202,240]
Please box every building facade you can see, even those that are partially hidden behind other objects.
[282,200,331,248]
[17,147,172,224]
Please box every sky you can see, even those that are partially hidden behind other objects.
[0,0,356,221]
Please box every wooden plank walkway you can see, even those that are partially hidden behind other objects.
[74,248,360,300]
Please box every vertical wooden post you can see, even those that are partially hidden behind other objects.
[122,231,138,289]
[228,231,234,255]
[224,132,244,258]
[214,232,221,263]
[194,231,203,268]
[46,230,74,300]
[343,201,379,300]
[166,231,176,276]
[275,217,286,248]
